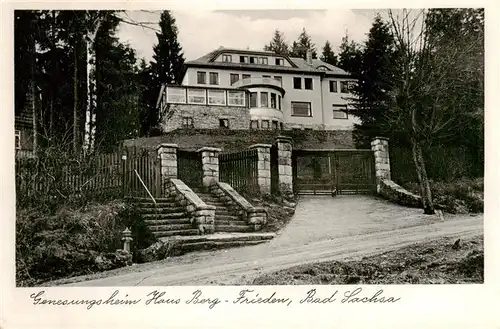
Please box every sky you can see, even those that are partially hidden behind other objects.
[116,9,381,63]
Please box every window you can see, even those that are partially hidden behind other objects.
[240,56,248,63]
[340,81,349,93]
[209,72,219,85]
[228,90,245,106]
[260,92,269,107]
[274,76,282,85]
[262,75,271,78]
[333,105,348,119]
[182,117,194,129]
[272,121,278,130]
[275,58,284,65]
[270,93,276,109]
[187,88,206,104]
[15,130,21,149]
[208,89,226,105]
[249,56,257,64]
[219,119,229,128]
[250,92,258,107]
[278,95,282,110]
[293,77,302,89]
[304,78,313,90]
[230,73,239,85]
[250,120,259,129]
[261,120,270,129]
[197,71,206,84]
[222,54,232,62]
[291,102,312,117]
[329,80,338,93]
[259,57,268,65]
[166,87,186,103]
[242,74,251,79]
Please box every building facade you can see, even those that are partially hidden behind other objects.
[157,47,359,132]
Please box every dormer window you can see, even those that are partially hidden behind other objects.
[222,54,232,62]
[275,58,284,66]
[317,65,330,71]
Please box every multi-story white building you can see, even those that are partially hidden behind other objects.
[156,47,359,131]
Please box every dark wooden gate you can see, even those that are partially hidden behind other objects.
[219,149,258,192]
[177,150,203,188]
[292,149,376,195]
[123,147,163,198]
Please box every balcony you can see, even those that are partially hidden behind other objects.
[232,77,285,94]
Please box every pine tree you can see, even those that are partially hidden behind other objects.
[289,28,317,59]
[151,11,185,85]
[320,40,337,65]
[147,10,185,134]
[351,15,398,148]
[337,33,362,75]
[264,29,289,55]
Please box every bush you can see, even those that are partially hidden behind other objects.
[16,200,156,286]
[404,178,483,213]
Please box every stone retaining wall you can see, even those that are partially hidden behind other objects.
[164,179,215,234]
[210,182,267,230]
[379,179,422,208]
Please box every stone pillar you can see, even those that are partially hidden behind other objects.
[371,137,391,191]
[276,136,293,196]
[197,147,221,187]
[249,144,272,194]
[157,143,178,179]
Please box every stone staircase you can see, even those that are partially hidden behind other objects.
[130,196,199,238]
[191,188,255,233]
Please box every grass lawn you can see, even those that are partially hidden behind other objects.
[250,235,483,285]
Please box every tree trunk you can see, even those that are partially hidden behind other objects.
[73,42,79,154]
[411,135,435,214]
[83,15,103,155]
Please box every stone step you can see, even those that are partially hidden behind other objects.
[214,219,248,226]
[147,223,194,232]
[138,206,185,214]
[128,197,176,203]
[214,225,254,233]
[160,232,275,243]
[142,213,188,220]
[143,218,192,225]
[215,214,241,221]
[178,240,267,253]
[152,229,200,238]
[215,209,237,216]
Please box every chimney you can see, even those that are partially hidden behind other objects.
[306,49,312,65]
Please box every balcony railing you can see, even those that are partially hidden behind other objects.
[231,77,283,89]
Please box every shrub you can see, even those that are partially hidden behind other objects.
[16,200,156,286]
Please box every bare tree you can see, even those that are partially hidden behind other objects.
[386,9,483,214]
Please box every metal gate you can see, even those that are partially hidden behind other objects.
[292,149,376,195]
[177,150,203,188]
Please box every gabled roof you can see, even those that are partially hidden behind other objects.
[185,47,352,77]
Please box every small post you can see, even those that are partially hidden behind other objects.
[122,227,133,253]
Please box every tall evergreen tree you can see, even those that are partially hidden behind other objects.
[351,15,398,147]
[264,29,289,55]
[320,40,337,65]
[289,28,317,59]
[147,10,185,133]
[337,33,362,75]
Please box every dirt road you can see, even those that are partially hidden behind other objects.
[57,195,483,286]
